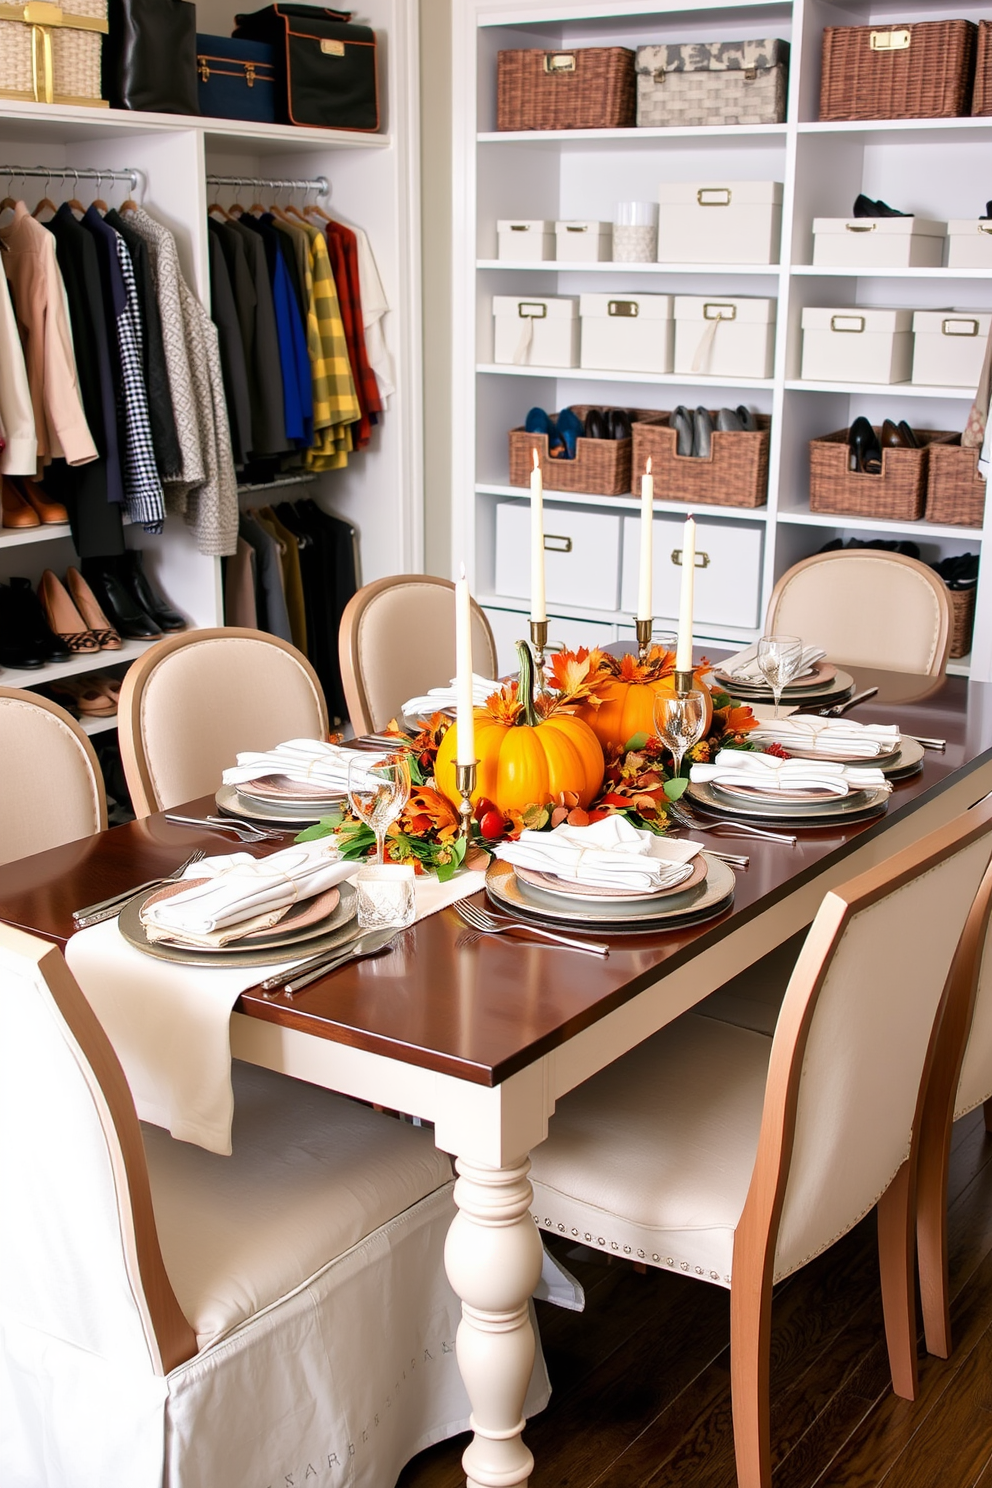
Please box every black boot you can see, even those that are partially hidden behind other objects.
[80,558,163,640]
[9,577,71,661]
[0,580,46,668]
[123,550,186,631]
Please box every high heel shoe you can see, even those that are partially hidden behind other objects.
[66,567,123,650]
[848,416,883,475]
[38,570,100,654]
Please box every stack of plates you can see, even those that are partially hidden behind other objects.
[764,736,924,780]
[714,662,855,709]
[686,778,891,830]
[485,854,735,935]
[215,776,345,829]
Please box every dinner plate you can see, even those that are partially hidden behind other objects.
[135,881,345,953]
[513,854,706,904]
[768,736,924,778]
[236,775,346,808]
[711,780,851,806]
[215,782,333,830]
[485,855,735,931]
[715,661,837,691]
[686,780,891,828]
[118,882,358,967]
[720,669,855,706]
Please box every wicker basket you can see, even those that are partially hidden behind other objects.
[497,47,635,131]
[632,412,770,508]
[809,428,956,520]
[819,20,976,121]
[925,441,987,527]
[973,20,992,115]
[509,407,663,496]
[635,39,788,127]
[0,0,108,107]
[948,585,977,659]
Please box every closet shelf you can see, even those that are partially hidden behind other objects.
[798,117,992,140]
[478,260,780,275]
[478,364,776,389]
[785,380,975,399]
[2,638,163,690]
[776,510,983,542]
[791,266,992,280]
[0,523,73,550]
[79,714,120,737]
[478,123,787,148]
[476,483,769,522]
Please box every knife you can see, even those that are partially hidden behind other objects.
[259,927,399,995]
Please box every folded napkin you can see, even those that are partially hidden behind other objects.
[690,749,887,798]
[495,815,699,891]
[222,738,386,794]
[750,716,901,760]
[402,673,498,719]
[718,642,826,685]
[140,840,356,942]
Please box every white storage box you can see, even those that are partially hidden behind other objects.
[657,182,783,265]
[620,514,764,630]
[812,217,946,269]
[497,219,555,262]
[494,501,622,612]
[673,296,776,380]
[493,296,579,368]
[946,219,992,270]
[579,293,674,375]
[555,220,612,262]
[912,310,992,388]
[800,306,913,385]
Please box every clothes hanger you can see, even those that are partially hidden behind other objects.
[63,170,87,218]
[90,171,108,215]
[280,184,311,227]
[120,169,140,215]
[31,171,58,221]
[206,179,235,223]
[0,171,19,214]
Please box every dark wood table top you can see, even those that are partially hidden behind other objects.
[2,665,990,1088]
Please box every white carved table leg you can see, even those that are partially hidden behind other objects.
[444,1154,545,1488]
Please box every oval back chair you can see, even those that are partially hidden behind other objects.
[0,686,106,864]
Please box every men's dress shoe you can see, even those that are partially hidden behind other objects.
[671,406,694,457]
[18,478,68,525]
[606,408,632,440]
[9,577,70,661]
[849,415,882,474]
[79,559,163,640]
[852,194,912,218]
[879,418,918,449]
[715,407,743,432]
[898,420,919,448]
[556,407,584,459]
[1,477,40,528]
[736,405,757,431]
[694,407,714,458]
[583,407,608,439]
[123,549,186,632]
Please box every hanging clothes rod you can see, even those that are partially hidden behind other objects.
[206,173,329,196]
[0,164,139,189]
[236,474,317,496]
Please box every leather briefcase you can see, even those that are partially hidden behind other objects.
[197,33,277,122]
[104,0,199,113]
[233,5,377,130]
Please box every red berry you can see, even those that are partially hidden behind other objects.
[479,809,505,840]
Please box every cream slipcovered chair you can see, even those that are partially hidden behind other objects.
[339,575,498,735]
[527,797,992,1488]
[764,549,951,675]
[0,687,106,865]
[0,923,498,1488]
[118,627,328,816]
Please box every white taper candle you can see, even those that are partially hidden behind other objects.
[455,563,475,765]
[637,456,654,622]
[530,449,546,623]
[675,515,696,674]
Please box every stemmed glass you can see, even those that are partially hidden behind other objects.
[756,634,805,719]
[653,689,708,780]
[347,754,412,866]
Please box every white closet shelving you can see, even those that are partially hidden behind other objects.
[452,0,992,679]
[0,0,421,733]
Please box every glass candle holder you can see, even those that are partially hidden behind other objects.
[355,864,416,930]
[613,201,658,262]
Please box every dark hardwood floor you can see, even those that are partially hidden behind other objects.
[399,1107,992,1488]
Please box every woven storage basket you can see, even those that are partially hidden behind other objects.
[635,39,788,127]
[973,20,992,115]
[0,0,108,106]
[925,441,987,527]
[819,20,976,121]
[947,584,976,658]
[509,407,663,496]
[497,47,635,131]
[632,412,770,508]
[809,428,955,520]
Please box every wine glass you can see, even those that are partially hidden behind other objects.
[756,634,805,719]
[347,754,412,866]
[653,689,708,780]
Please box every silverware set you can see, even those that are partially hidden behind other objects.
[72,849,206,928]
[164,813,288,842]
[667,797,798,846]
[455,901,609,955]
[258,925,401,995]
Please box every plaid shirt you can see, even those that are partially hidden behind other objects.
[324,220,382,452]
[303,224,360,470]
[112,231,165,532]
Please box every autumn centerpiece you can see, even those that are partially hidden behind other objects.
[568,644,715,753]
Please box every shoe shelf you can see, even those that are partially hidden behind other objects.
[776,510,984,543]
[478,364,777,390]
[0,524,73,550]
[476,482,771,523]
[478,124,789,147]
[478,261,782,275]
[785,380,976,400]
[0,637,161,690]
[78,714,122,738]
[790,267,992,280]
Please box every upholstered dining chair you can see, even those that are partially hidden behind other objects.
[0,686,106,865]
[527,795,992,1488]
[764,549,952,675]
[339,575,498,735]
[118,627,328,816]
[0,922,480,1488]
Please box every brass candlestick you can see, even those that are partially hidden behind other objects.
[634,617,653,663]
[455,761,478,842]
[529,618,549,674]
[674,668,695,695]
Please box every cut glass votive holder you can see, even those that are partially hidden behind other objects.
[355,864,416,930]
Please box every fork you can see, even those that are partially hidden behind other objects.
[455,901,609,956]
[164,813,285,842]
[72,849,207,927]
[667,798,798,846]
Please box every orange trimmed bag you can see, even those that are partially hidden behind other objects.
[233,5,377,131]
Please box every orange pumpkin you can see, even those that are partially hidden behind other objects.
[436,642,605,815]
[576,653,714,754]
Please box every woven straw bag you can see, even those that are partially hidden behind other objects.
[636,39,788,127]
[0,0,108,107]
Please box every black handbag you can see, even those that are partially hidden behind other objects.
[104,0,200,114]
[233,6,378,131]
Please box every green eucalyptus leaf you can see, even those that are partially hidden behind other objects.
[294,817,341,843]
[663,777,689,801]
[624,731,649,752]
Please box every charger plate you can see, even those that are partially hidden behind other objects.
[513,854,706,904]
[215,782,332,830]
[721,669,855,707]
[118,883,358,968]
[712,780,854,805]
[715,661,837,691]
[237,775,346,809]
[485,855,735,933]
[767,737,924,778]
[686,780,890,829]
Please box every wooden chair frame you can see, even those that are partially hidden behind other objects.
[0,685,108,839]
[338,574,498,736]
[118,627,329,818]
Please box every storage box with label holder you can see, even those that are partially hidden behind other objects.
[497,220,556,262]
[912,311,992,388]
[947,219,992,271]
[579,294,674,375]
[658,182,782,265]
[495,501,622,613]
[555,220,612,262]
[812,217,946,269]
[673,296,776,380]
[493,296,579,368]
[196,34,276,121]
[636,38,789,127]
[801,307,913,385]
[620,513,764,630]
[818,20,976,122]
[497,46,635,131]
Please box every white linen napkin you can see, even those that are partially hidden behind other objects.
[222,738,386,793]
[690,748,887,797]
[401,673,498,719]
[749,716,901,760]
[64,866,488,1155]
[494,815,699,891]
[718,642,826,684]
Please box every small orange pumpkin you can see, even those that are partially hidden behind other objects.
[436,641,605,815]
[576,649,714,754]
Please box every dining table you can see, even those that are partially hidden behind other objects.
[3,660,992,1488]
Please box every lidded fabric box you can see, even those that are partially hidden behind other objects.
[196,34,277,122]
[657,181,782,264]
[673,296,776,380]
[555,220,612,262]
[493,296,579,367]
[497,220,556,262]
[801,307,913,385]
[0,0,108,107]
[912,311,992,388]
[579,294,673,375]
[494,501,622,612]
[619,514,764,629]
[812,217,946,269]
[946,220,992,271]
[636,38,789,127]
